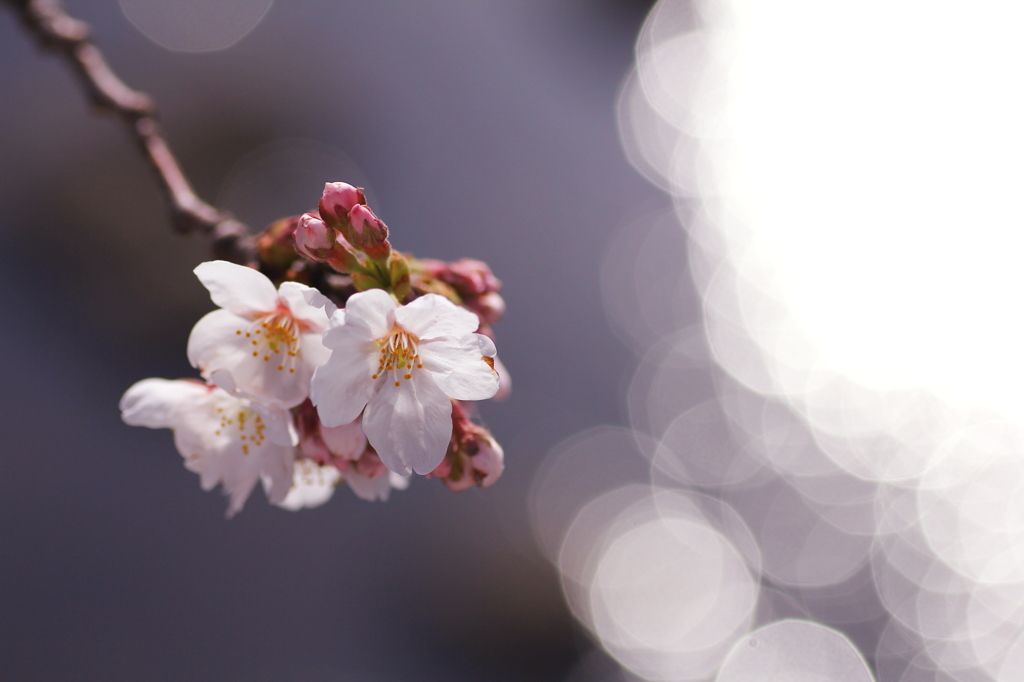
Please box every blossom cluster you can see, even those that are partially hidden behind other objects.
[122,182,507,516]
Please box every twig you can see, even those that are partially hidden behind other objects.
[4,0,255,263]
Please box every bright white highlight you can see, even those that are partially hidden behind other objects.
[538,0,1024,679]
[717,620,874,682]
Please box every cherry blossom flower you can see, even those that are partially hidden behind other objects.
[119,378,296,517]
[187,261,331,409]
[310,289,500,476]
[271,459,341,511]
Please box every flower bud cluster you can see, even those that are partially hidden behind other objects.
[121,181,507,517]
[293,183,406,296]
[429,401,504,492]
[419,258,506,327]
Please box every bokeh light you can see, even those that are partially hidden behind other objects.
[119,0,274,53]
[533,0,1024,679]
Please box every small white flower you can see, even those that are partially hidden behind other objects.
[271,459,341,511]
[120,378,296,517]
[187,261,332,409]
[311,289,499,475]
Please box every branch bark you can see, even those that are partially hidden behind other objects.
[4,0,255,263]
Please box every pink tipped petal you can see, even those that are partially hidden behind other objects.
[342,289,397,340]
[361,371,453,475]
[120,378,209,429]
[394,293,480,339]
[278,282,331,331]
[310,337,378,426]
[194,261,278,317]
[418,335,499,401]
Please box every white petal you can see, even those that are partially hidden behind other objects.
[342,288,397,340]
[345,470,393,501]
[260,445,297,506]
[310,336,378,427]
[361,371,453,475]
[326,308,347,331]
[302,287,339,318]
[250,402,299,447]
[320,419,367,459]
[220,449,263,518]
[189,310,312,409]
[186,309,252,375]
[395,293,480,339]
[273,460,340,510]
[418,334,500,401]
[194,261,277,317]
[299,330,332,370]
[389,472,411,490]
[120,378,209,429]
[279,282,330,331]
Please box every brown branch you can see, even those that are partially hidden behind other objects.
[4,0,255,263]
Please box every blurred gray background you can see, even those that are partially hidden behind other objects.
[0,1,674,680]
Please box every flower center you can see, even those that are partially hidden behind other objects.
[235,310,301,373]
[373,326,423,387]
[213,406,266,455]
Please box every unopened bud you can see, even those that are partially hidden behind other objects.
[466,291,506,325]
[294,213,336,261]
[468,436,504,488]
[445,259,502,296]
[349,204,392,261]
[256,216,301,270]
[318,182,365,229]
[433,420,504,492]
[389,253,411,301]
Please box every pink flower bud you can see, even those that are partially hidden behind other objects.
[296,400,367,467]
[348,204,391,261]
[294,213,336,261]
[467,436,504,488]
[319,182,365,229]
[351,449,389,480]
[446,259,502,296]
[434,422,504,492]
[466,291,506,325]
[321,420,367,461]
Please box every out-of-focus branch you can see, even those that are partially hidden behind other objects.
[4,0,255,263]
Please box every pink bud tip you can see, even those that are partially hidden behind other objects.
[348,204,378,237]
[294,213,335,261]
[321,182,364,214]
